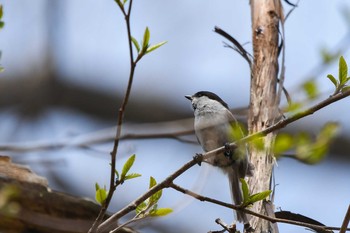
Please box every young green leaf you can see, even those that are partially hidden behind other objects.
[146,41,167,54]
[342,85,350,93]
[131,36,140,53]
[149,177,162,205]
[149,208,173,217]
[142,27,150,52]
[274,133,294,156]
[114,0,124,9]
[121,154,136,181]
[327,74,338,87]
[240,178,249,203]
[95,184,108,204]
[136,201,147,214]
[149,176,157,188]
[123,0,128,4]
[124,173,142,180]
[302,80,319,100]
[339,56,348,85]
[115,169,120,180]
[248,190,272,204]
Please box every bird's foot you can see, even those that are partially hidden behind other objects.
[224,143,233,159]
[193,153,203,166]
[244,223,254,233]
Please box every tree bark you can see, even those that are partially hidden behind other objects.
[248,1,282,232]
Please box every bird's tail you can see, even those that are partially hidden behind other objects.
[228,169,249,223]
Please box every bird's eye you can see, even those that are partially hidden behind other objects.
[192,103,197,110]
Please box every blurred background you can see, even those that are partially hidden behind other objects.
[0,0,349,232]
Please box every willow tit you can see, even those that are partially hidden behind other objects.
[185,91,254,226]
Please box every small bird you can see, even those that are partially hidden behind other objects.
[185,91,254,227]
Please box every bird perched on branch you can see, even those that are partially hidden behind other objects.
[185,91,254,230]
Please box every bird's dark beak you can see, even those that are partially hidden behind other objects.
[185,95,192,101]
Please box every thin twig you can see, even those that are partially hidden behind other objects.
[88,0,137,232]
[214,26,252,69]
[340,205,350,233]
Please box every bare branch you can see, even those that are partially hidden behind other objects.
[340,205,350,233]
[214,26,252,69]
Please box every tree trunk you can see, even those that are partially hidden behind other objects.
[248,1,282,232]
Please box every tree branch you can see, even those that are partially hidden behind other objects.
[88,0,138,232]
[169,182,347,233]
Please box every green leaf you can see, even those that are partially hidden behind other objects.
[342,85,350,93]
[114,0,124,9]
[327,74,338,87]
[121,154,136,181]
[339,56,348,85]
[149,208,173,217]
[240,178,249,203]
[131,36,140,53]
[124,173,142,180]
[136,201,147,214]
[284,101,303,113]
[320,48,336,64]
[295,123,339,164]
[274,133,294,156]
[302,80,319,100]
[115,169,119,181]
[146,41,167,54]
[248,190,272,204]
[123,0,128,4]
[0,5,3,19]
[142,27,150,52]
[95,184,108,204]
[149,177,162,205]
[149,176,157,189]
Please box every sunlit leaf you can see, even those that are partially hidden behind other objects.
[114,0,124,9]
[250,136,265,152]
[131,36,140,53]
[327,74,338,87]
[115,169,119,180]
[95,183,108,204]
[149,177,162,205]
[124,173,142,180]
[149,208,173,217]
[295,123,339,164]
[339,56,348,85]
[136,201,147,214]
[342,85,350,93]
[145,41,167,54]
[284,101,303,113]
[320,48,337,64]
[274,133,294,156]
[142,27,150,52]
[240,178,249,203]
[248,190,272,204]
[121,154,136,181]
[149,176,157,189]
[302,80,319,100]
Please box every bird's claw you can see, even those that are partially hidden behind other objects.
[224,143,233,158]
[193,153,203,166]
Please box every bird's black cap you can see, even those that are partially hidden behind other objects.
[191,91,229,109]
